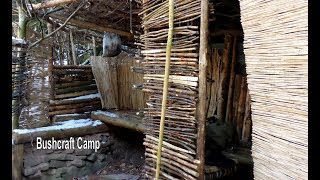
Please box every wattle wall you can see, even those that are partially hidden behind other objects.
[238,0,308,179]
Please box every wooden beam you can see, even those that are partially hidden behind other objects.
[196,0,209,179]
[48,14,134,40]
[91,111,145,133]
[12,120,108,144]
[29,0,80,11]
[53,65,92,69]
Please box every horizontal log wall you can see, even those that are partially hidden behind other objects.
[206,35,252,143]
[49,65,101,117]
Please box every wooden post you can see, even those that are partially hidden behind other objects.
[236,76,247,139]
[216,34,232,121]
[225,36,238,124]
[242,87,251,142]
[196,0,209,179]
[12,144,24,180]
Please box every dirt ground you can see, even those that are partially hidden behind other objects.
[73,126,253,180]
[75,127,146,180]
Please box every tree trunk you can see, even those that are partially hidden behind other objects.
[12,5,28,130]
[12,4,28,180]
[92,36,97,56]
[70,30,77,65]
[47,22,55,100]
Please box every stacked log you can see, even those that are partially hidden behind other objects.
[49,65,101,117]
[138,0,201,179]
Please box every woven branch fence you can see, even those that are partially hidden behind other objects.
[138,0,202,179]
[239,0,308,179]
[12,38,33,128]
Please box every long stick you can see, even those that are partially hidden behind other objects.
[196,0,209,179]
[155,0,174,179]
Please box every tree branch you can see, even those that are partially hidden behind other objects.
[28,0,80,11]
[28,1,85,50]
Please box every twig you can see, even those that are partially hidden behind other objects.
[41,7,64,18]
[28,1,86,50]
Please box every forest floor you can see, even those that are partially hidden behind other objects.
[75,127,145,180]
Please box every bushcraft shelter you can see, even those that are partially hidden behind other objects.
[12,0,308,179]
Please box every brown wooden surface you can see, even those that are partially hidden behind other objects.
[12,144,24,180]
[12,121,108,144]
[225,36,237,124]
[54,90,98,99]
[91,110,145,132]
[91,56,118,109]
[236,76,247,139]
[216,34,232,121]
[49,100,101,111]
[53,65,92,69]
[50,96,100,106]
[196,0,209,179]
[48,14,134,40]
[49,106,101,116]
[30,0,79,10]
